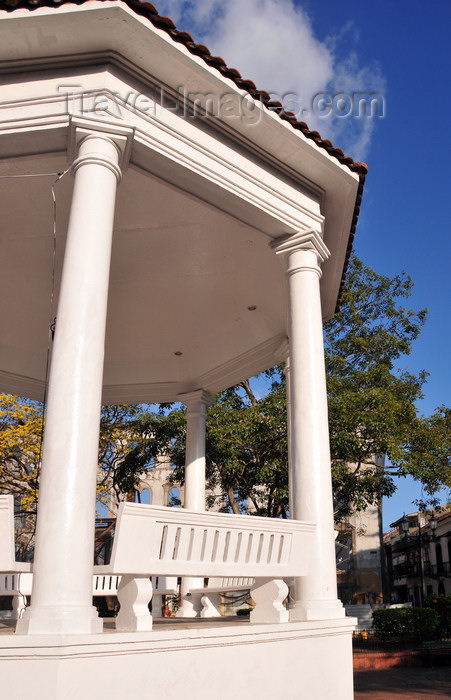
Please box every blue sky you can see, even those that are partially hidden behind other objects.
[306,1,451,527]
[155,0,451,528]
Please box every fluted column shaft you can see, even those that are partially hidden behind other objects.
[272,230,344,621]
[17,130,128,635]
[176,389,213,617]
[182,390,213,511]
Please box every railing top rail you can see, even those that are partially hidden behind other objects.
[117,502,316,533]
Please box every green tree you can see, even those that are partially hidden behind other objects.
[325,258,450,516]
[325,256,431,518]
[119,379,289,517]
[200,380,288,517]
[0,393,43,513]
[395,406,451,506]
[0,398,160,513]
[98,404,185,507]
[125,255,449,520]
[97,403,144,506]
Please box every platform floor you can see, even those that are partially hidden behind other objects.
[0,615,248,634]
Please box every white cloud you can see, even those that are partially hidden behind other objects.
[155,0,385,161]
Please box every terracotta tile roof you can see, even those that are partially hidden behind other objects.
[0,0,367,297]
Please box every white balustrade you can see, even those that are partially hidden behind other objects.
[95,502,315,630]
[1,497,315,630]
[0,496,32,574]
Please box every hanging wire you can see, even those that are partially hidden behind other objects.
[37,167,71,459]
[23,168,71,549]
[0,172,64,179]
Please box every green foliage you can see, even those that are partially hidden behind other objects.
[372,607,438,641]
[0,394,43,512]
[410,607,440,641]
[236,608,252,616]
[107,255,450,520]
[143,379,290,517]
[372,608,410,637]
[204,380,289,517]
[424,594,451,639]
[97,404,185,506]
[325,256,449,517]
[399,408,451,500]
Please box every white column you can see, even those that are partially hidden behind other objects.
[428,540,436,571]
[440,538,448,568]
[283,357,296,611]
[182,389,213,510]
[271,230,344,621]
[16,127,130,635]
[176,389,213,617]
[283,358,293,516]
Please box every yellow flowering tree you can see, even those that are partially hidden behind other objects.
[0,395,146,513]
[0,393,43,513]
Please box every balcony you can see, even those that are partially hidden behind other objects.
[424,561,451,577]
[393,562,421,578]
[393,560,451,579]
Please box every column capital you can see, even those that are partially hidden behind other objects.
[270,229,330,263]
[68,116,134,180]
[276,337,290,361]
[178,389,214,410]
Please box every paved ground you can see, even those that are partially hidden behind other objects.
[354,665,451,699]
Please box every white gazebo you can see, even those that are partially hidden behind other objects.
[0,2,367,698]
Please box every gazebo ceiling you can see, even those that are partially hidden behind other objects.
[0,149,289,402]
[0,1,364,403]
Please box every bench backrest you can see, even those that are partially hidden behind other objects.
[92,573,178,596]
[206,576,255,590]
[92,574,121,595]
[107,503,315,578]
[0,495,32,573]
[0,572,33,596]
[0,495,19,572]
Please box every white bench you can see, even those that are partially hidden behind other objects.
[1,574,122,620]
[0,572,33,620]
[0,571,178,621]
[0,495,32,575]
[96,502,315,631]
[0,495,178,620]
[0,494,33,620]
[1,497,315,630]
[191,576,256,617]
[92,573,178,617]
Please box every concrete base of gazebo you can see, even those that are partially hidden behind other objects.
[0,618,355,700]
